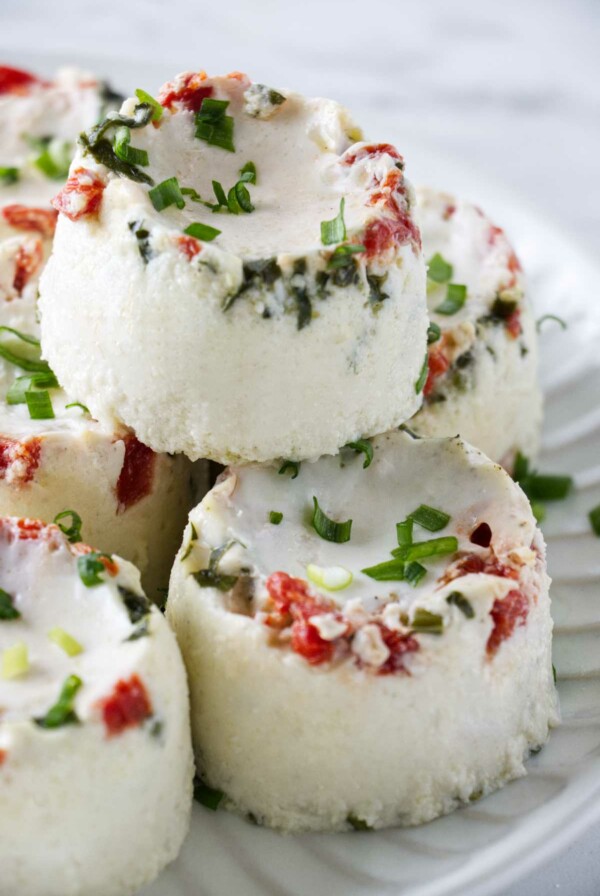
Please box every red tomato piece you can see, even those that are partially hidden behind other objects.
[487,589,529,656]
[52,168,105,221]
[100,675,153,736]
[116,434,156,513]
[2,205,58,238]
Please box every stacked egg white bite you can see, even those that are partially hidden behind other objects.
[0,62,559,890]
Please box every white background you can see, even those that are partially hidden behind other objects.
[1,0,599,892]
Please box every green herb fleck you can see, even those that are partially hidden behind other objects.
[361,559,406,581]
[427,252,453,284]
[195,98,235,152]
[278,460,300,479]
[408,504,450,532]
[312,496,352,543]
[269,511,283,525]
[0,589,20,620]
[77,552,113,587]
[348,814,372,831]
[404,561,427,586]
[148,176,186,211]
[589,504,600,537]
[35,674,82,729]
[0,166,19,185]
[53,510,83,543]
[128,219,154,262]
[415,353,429,394]
[194,775,224,810]
[411,608,444,635]
[435,283,467,315]
[344,439,373,469]
[135,88,163,122]
[446,591,475,618]
[25,390,54,420]
[184,222,221,242]
[427,322,442,344]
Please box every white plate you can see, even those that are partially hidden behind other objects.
[9,50,600,896]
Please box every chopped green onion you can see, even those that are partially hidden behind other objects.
[404,561,427,586]
[278,460,300,479]
[427,253,453,284]
[117,585,151,624]
[53,510,83,543]
[33,138,72,180]
[411,608,444,635]
[552,664,557,683]
[194,775,224,810]
[396,518,414,548]
[25,390,54,419]
[135,88,163,122]
[435,283,467,315]
[415,353,429,393]
[525,475,573,501]
[195,98,235,152]
[269,511,283,525]
[2,642,28,679]
[184,222,221,242]
[48,627,83,657]
[427,322,442,344]
[327,243,366,270]
[446,591,475,618]
[312,496,352,543]
[77,552,112,587]
[536,314,567,331]
[212,179,228,208]
[512,451,530,482]
[0,326,53,374]
[344,439,373,468]
[149,176,185,211]
[233,180,254,213]
[589,504,600,537]
[367,272,389,306]
[306,563,353,591]
[6,370,58,405]
[320,198,346,245]
[348,814,372,831]
[193,541,239,592]
[393,536,458,563]
[65,401,90,414]
[114,126,149,167]
[0,588,19,620]
[79,103,154,185]
[531,502,546,524]
[0,166,19,185]
[239,161,257,184]
[129,219,154,263]
[34,674,82,729]
[361,559,405,581]
[408,504,451,532]
[181,186,214,208]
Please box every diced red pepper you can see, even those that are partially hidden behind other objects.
[100,675,153,736]
[176,235,202,260]
[487,589,529,656]
[376,624,419,675]
[52,168,105,221]
[364,213,420,259]
[343,143,402,167]
[0,749,6,765]
[444,551,520,583]
[505,308,522,339]
[12,238,43,295]
[423,345,450,397]
[0,65,44,95]
[115,434,156,513]
[2,205,58,238]
[158,71,213,112]
[0,437,42,485]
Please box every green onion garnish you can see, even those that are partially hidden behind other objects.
[344,439,373,468]
[408,504,450,532]
[278,460,300,479]
[114,126,149,167]
[415,353,429,394]
[392,536,458,563]
[181,186,214,208]
[239,161,257,184]
[65,401,90,415]
[525,475,573,501]
[411,608,444,634]
[135,88,163,122]
[184,222,221,242]
[320,198,346,245]
[148,176,186,211]
[404,561,427,586]
[80,103,154,185]
[212,180,228,208]
[0,589,20,620]
[435,283,467,315]
[0,326,53,374]
[195,98,235,152]
[53,510,83,543]
[531,502,546,524]
[348,814,372,831]
[396,518,413,548]
[194,541,239,592]
[6,370,58,405]
[25,390,54,419]
[129,219,154,263]
[327,243,366,270]
[2,641,28,679]
[117,585,151,624]
[77,552,112,587]
[306,563,353,591]
[48,627,83,657]
[446,591,475,618]
[361,559,406,581]
[33,138,72,180]
[427,253,453,284]
[269,511,283,525]
[0,166,19,185]
[194,775,224,810]
[589,504,600,537]
[536,314,567,332]
[34,674,82,729]
[312,496,352,543]
[427,322,442,344]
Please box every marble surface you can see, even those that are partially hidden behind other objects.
[1,0,599,892]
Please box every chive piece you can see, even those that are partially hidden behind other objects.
[212,180,228,208]
[392,536,458,562]
[312,496,352,543]
[531,502,546,524]
[194,775,224,810]
[184,222,221,242]
[411,608,444,635]
[33,139,72,180]
[435,283,467,315]
[193,541,239,592]
[320,198,346,245]
[269,511,283,525]
[48,627,83,657]
[427,322,442,344]
[0,166,19,185]
[348,814,372,831]
[79,103,154,185]
[408,504,451,532]
[328,243,366,270]
[536,314,567,332]
[396,518,414,548]
[34,674,82,729]
[525,475,573,501]
[415,353,429,394]
[77,552,112,587]
[278,460,300,479]
[195,98,235,152]
[114,126,149,167]
[446,591,475,618]
[118,585,151,624]
[65,401,90,415]
[361,559,405,581]
[0,589,20,620]
[25,390,54,419]
[427,253,453,284]
[135,88,163,122]
[233,180,254,212]
[53,510,83,543]
[405,561,427,586]
[181,186,215,209]
[512,451,530,482]
[129,219,154,262]
[6,371,58,405]
[239,161,257,184]
[0,326,53,374]
[2,642,28,679]
[345,439,373,469]
[552,664,557,683]
[148,176,186,211]
[589,505,600,537]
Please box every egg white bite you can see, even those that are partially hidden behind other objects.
[39,70,428,463]
[167,430,558,832]
[411,187,542,469]
[0,516,193,895]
